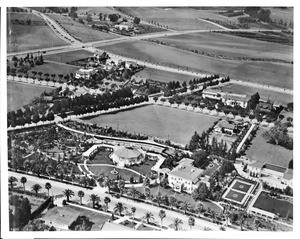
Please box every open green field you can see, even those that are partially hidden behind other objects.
[48,13,119,43]
[8,12,45,21]
[253,191,293,218]
[151,32,293,62]
[29,62,78,78]
[135,68,193,83]
[101,40,293,89]
[7,81,53,112]
[245,128,293,167]
[118,7,232,30]
[84,105,217,145]
[45,49,92,63]
[211,83,293,105]
[7,13,69,52]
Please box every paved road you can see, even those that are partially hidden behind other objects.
[9,171,236,231]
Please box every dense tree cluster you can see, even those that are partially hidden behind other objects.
[8,54,44,76]
[9,195,31,230]
[244,7,271,22]
[262,122,293,149]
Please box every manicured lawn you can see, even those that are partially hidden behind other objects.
[89,150,112,165]
[245,128,293,167]
[152,32,293,62]
[129,159,157,177]
[45,50,92,63]
[48,13,119,43]
[7,81,53,112]
[84,105,218,145]
[135,68,193,83]
[64,205,111,229]
[253,191,293,218]
[87,165,141,181]
[101,40,293,89]
[29,62,78,80]
[7,13,68,53]
[212,83,293,105]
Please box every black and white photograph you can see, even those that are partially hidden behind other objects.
[1,0,297,238]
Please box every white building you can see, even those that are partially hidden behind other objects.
[222,93,250,108]
[111,146,145,167]
[168,158,203,194]
[202,89,222,100]
[75,68,98,79]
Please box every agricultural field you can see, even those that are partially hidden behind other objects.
[47,13,119,43]
[135,68,193,83]
[7,81,53,112]
[7,13,69,52]
[44,49,92,63]
[211,83,293,105]
[76,7,119,16]
[150,32,293,62]
[101,40,293,89]
[245,128,293,168]
[84,105,218,145]
[118,7,225,30]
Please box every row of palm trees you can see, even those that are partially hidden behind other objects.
[8,176,52,196]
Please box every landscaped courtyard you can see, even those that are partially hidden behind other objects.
[253,191,293,219]
[84,105,218,145]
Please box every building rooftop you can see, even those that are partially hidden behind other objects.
[249,161,265,169]
[263,163,286,173]
[202,89,222,95]
[223,93,250,102]
[114,146,142,159]
[169,158,203,183]
[215,121,236,130]
[42,207,80,228]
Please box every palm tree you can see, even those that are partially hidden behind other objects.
[114,202,126,216]
[8,176,18,189]
[253,217,260,231]
[31,184,42,195]
[238,211,246,231]
[143,212,155,224]
[131,207,136,218]
[45,182,52,196]
[118,179,125,195]
[154,192,164,207]
[129,186,140,200]
[159,210,166,227]
[63,189,75,202]
[78,190,85,205]
[180,201,191,215]
[171,218,183,231]
[104,177,114,193]
[20,176,27,191]
[188,217,195,230]
[104,196,111,211]
[89,194,100,208]
[169,195,177,209]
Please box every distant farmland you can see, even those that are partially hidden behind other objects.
[150,32,293,62]
[101,40,293,89]
[7,12,68,52]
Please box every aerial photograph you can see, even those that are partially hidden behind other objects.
[5,5,293,234]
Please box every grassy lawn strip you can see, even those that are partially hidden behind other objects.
[45,50,93,63]
[253,191,293,218]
